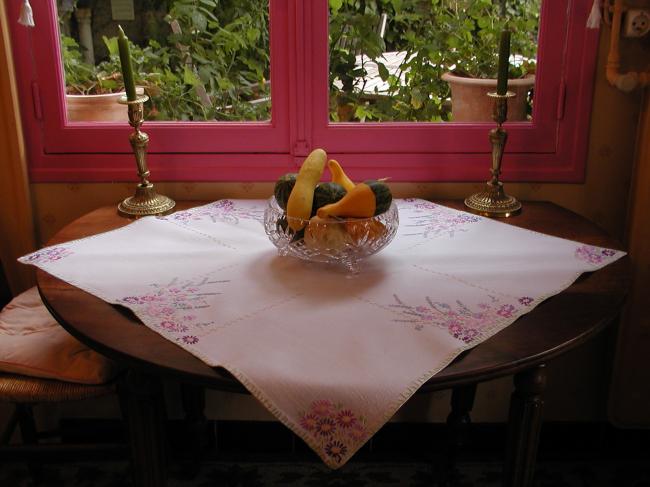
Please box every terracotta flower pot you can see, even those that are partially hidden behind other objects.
[441,72,535,122]
[66,88,145,122]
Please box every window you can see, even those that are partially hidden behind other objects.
[8,0,598,183]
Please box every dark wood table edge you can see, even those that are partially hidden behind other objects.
[38,267,628,395]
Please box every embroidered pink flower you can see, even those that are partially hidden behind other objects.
[214,199,235,211]
[181,335,199,345]
[182,315,196,321]
[336,410,357,429]
[165,200,262,225]
[462,328,479,342]
[315,418,337,437]
[26,247,74,264]
[575,245,617,264]
[497,304,515,318]
[300,414,319,432]
[404,201,481,239]
[311,400,334,417]
[519,296,533,306]
[325,440,348,462]
[297,401,367,462]
[448,322,463,338]
[392,295,522,344]
[159,321,188,333]
[348,424,367,441]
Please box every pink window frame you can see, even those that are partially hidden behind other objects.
[8,0,598,183]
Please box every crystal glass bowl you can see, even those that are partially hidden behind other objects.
[264,197,399,272]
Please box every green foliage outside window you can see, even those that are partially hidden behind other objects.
[61,0,270,121]
[61,0,539,122]
[328,0,540,122]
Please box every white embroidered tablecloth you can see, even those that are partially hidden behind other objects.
[20,199,624,467]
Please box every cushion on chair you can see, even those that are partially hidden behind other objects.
[0,287,116,385]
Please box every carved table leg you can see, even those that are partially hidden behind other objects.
[443,383,477,486]
[180,383,209,474]
[119,371,167,487]
[503,364,547,487]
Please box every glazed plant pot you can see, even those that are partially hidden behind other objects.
[442,72,535,122]
[66,87,145,122]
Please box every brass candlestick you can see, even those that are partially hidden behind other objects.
[464,91,521,218]
[117,94,175,218]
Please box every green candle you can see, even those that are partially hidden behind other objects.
[117,25,137,101]
[496,29,511,95]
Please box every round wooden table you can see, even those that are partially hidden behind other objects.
[37,201,630,487]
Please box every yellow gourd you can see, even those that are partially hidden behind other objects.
[317,182,376,219]
[327,159,356,192]
[286,148,327,230]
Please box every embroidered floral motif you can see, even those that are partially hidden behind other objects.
[181,335,199,345]
[574,245,617,265]
[497,304,516,318]
[336,410,357,429]
[298,400,368,465]
[311,399,334,417]
[518,296,534,306]
[26,247,73,264]
[300,414,319,431]
[390,295,523,344]
[400,200,480,240]
[160,199,264,225]
[325,441,348,463]
[117,275,229,344]
[316,418,337,437]
[159,321,189,333]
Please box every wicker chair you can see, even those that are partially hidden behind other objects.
[0,263,120,461]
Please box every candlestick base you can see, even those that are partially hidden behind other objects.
[118,183,176,218]
[117,93,175,218]
[464,181,521,218]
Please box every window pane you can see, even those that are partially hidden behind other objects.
[58,0,270,122]
[328,0,540,123]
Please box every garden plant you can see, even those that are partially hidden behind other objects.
[60,0,539,122]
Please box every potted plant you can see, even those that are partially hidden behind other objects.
[61,34,145,122]
[61,35,135,122]
[438,0,539,122]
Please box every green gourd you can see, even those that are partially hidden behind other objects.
[365,179,393,215]
[317,180,392,218]
[311,182,347,215]
[274,173,297,210]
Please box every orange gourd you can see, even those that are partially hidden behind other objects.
[316,182,376,218]
[328,159,356,192]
